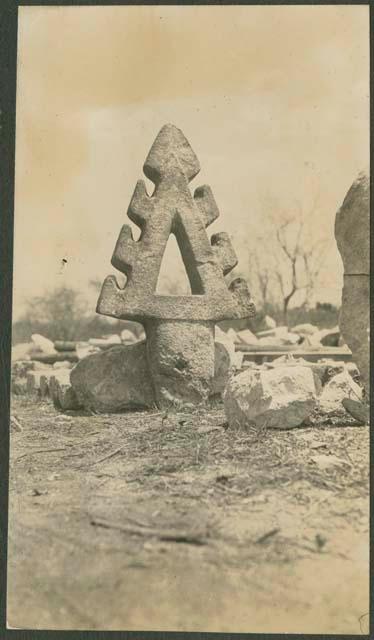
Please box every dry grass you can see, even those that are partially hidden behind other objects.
[7,395,370,632]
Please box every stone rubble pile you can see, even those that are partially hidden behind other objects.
[226,323,343,349]
[11,324,242,412]
[224,357,365,430]
[11,329,366,424]
[224,365,319,430]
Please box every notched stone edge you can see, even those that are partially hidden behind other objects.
[96,275,125,318]
[127,179,153,227]
[229,277,256,319]
[211,232,238,275]
[194,185,220,227]
[111,224,138,275]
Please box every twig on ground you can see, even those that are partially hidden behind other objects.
[255,528,281,544]
[90,516,209,545]
[86,446,126,467]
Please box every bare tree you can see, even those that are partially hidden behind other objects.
[273,198,328,323]
[239,195,329,324]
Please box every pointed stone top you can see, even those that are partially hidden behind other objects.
[143,124,200,184]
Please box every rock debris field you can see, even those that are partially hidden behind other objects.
[8,395,369,633]
[8,132,369,633]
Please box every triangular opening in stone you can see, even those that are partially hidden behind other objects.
[155,234,194,296]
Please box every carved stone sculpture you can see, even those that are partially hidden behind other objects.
[97,124,255,408]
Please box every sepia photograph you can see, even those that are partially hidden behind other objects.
[7,4,370,633]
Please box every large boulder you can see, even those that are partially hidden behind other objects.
[70,342,154,412]
[335,171,369,275]
[335,172,369,395]
[265,355,324,393]
[71,337,238,412]
[224,365,318,430]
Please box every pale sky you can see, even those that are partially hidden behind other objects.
[13,5,369,319]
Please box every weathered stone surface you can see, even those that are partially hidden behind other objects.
[265,355,324,393]
[70,338,239,412]
[342,398,369,424]
[335,171,369,274]
[70,343,155,412]
[263,315,276,329]
[215,325,233,347]
[212,343,232,397]
[31,334,56,355]
[98,124,254,324]
[224,365,317,430]
[120,329,138,344]
[146,321,214,408]
[346,362,361,384]
[226,328,238,342]
[212,327,242,396]
[318,370,363,415]
[76,342,100,360]
[335,172,369,396]
[236,328,258,345]
[96,124,255,408]
[340,275,369,394]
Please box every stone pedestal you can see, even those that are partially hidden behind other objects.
[146,320,215,408]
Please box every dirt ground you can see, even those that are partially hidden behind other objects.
[7,396,369,633]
